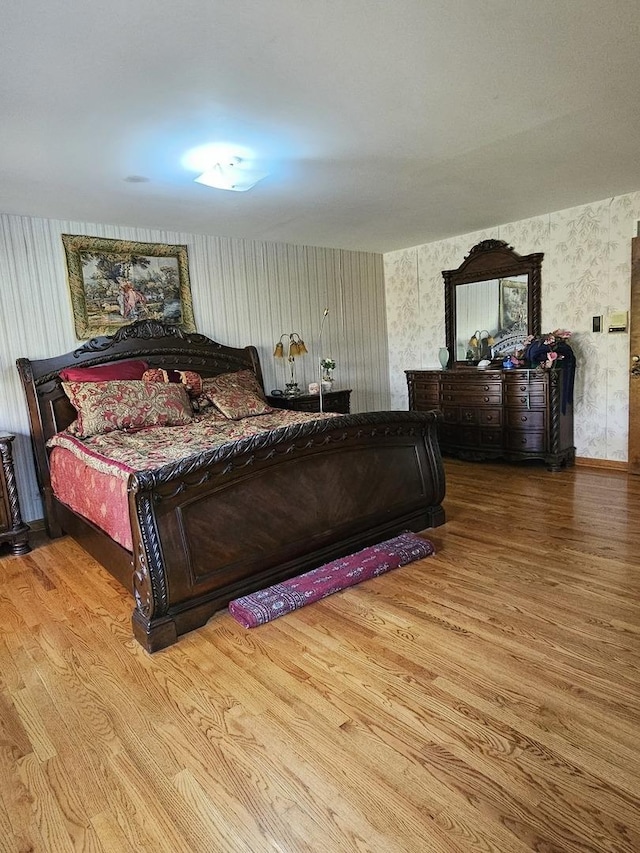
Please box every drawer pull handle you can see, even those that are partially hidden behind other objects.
[484,385,489,391]
[520,385,527,391]
[521,416,528,422]
[483,396,489,402]
[486,415,493,421]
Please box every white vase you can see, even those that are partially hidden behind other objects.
[438,347,449,369]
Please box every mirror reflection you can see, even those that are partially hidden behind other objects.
[456,274,528,361]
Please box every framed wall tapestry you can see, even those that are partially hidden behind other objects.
[61,234,196,339]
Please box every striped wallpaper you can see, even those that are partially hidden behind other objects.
[0,214,389,522]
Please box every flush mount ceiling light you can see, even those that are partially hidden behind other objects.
[194,156,268,192]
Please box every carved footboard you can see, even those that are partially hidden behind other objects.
[128,410,445,651]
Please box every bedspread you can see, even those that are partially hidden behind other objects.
[47,408,337,480]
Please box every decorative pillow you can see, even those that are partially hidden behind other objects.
[62,380,193,437]
[59,359,149,383]
[142,368,204,398]
[202,370,272,420]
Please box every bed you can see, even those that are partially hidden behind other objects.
[17,320,445,651]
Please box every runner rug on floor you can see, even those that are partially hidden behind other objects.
[228,530,436,628]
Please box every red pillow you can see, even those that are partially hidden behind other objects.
[59,359,149,383]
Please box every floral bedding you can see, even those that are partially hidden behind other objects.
[48,408,339,550]
[48,408,338,482]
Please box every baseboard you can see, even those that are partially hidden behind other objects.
[26,517,47,532]
[575,456,628,471]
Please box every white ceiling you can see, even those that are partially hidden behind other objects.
[2,0,640,254]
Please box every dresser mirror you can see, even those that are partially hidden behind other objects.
[442,239,542,366]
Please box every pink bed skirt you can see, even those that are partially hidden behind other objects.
[50,446,133,550]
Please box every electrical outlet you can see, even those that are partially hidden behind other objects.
[592,315,602,333]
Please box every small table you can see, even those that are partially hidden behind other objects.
[0,434,30,555]
[267,389,352,414]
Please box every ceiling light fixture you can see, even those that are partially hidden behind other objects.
[193,155,268,193]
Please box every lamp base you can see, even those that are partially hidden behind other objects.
[284,382,302,397]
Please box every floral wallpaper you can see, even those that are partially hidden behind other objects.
[384,190,640,461]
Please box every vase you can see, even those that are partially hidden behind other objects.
[438,347,449,369]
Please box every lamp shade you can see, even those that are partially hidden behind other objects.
[274,333,307,359]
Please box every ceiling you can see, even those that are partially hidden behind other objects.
[2,0,640,254]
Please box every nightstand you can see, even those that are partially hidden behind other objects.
[267,389,352,414]
[0,434,30,555]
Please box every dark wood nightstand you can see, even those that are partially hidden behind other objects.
[267,389,352,414]
[0,434,30,555]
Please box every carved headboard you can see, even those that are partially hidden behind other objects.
[16,319,263,496]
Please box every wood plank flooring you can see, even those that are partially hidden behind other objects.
[0,459,639,852]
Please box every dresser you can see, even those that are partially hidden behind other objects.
[0,434,31,555]
[266,389,351,414]
[406,369,575,470]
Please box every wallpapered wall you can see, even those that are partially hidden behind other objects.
[1,214,388,521]
[384,190,640,462]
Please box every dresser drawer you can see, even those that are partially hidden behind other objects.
[506,371,547,387]
[407,374,440,410]
[440,424,502,450]
[413,387,440,408]
[442,406,502,426]
[480,409,502,426]
[506,410,545,430]
[506,431,546,452]
[504,390,547,408]
[441,406,459,424]
[480,428,503,448]
[441,377,501,392]
[504,373,547,406]
[441,390,502,406]
[443,425,480,448]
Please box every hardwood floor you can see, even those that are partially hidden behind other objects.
[0,459,639,852]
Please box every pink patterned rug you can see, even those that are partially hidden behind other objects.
[228,531,436,628]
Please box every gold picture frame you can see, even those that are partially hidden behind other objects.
[62,234,196,339]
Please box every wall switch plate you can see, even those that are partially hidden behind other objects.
[592,315,602,332]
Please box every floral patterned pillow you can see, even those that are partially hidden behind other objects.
[202,370,272,419]
[62,380,193,437]
[142,368,203,398]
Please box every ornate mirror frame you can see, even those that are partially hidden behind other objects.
[442,239,542,367]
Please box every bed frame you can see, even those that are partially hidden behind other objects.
[17,320,445,651]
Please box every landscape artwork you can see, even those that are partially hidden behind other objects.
[62,234,196,339]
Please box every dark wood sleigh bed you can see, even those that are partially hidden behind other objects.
[17,320,445,652]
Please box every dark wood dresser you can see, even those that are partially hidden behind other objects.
[0,434,31,555]
[266,389,351,414]
[406,369,575,470]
